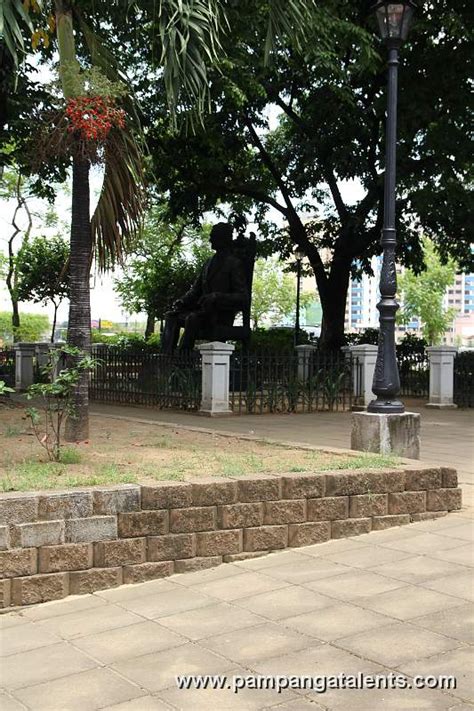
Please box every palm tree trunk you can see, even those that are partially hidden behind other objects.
[64,157,91,441]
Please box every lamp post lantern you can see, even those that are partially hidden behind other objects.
[294,248,305,347]
[367,1,416,414]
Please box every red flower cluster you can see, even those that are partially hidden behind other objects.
[65,96,126,142]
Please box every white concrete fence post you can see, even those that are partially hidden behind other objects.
[14,343,36,391]
[343,343,378,409]
[198,341,235,416]
[295,344,318,381]
[426,345,458,408]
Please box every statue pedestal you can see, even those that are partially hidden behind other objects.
[351,411,421,459]
[198,342,235,417]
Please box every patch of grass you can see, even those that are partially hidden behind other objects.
[59,447,82,464]
[329,453,399,470]
[4,425,22,437]
[2,461,67,492]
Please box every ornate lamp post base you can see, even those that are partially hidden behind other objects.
[368,398,405,414]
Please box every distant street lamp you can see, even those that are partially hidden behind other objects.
[368,1,416,414]
[294,248,305,346]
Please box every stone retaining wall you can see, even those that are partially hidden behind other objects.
[0,466,462,608]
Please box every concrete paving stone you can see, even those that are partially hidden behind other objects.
[112,642,235,693]
[200,622,315,665]
[158,666,299,710]
[0,613,28,630]
[0,692,28,711]
[22,592,107,621]
[336,621,462,668]
[281,602,394,642]
[13,667,146,710]
[0,622,61,657]
[192,571,290,602]
[448,705,474,711]
[320,544,413,570]
[355,584,464,620]
[433,523,474,541]
[94,578,180,602]
[421,572,474,602]
[116,586,216,620]
[297,538,370,557]
[411,603,474,644]
[71,620,186,664]
[409,513,471,531]
[156,601,265,640]
[303,569,406,602]
[427,545,474,568]
[378,532,463,554]
[172,561,244,586]
[103,697,173,711]
[326,685,463,710]
[1,641,97,690]
[400,646,474,704]
[234,586,336,621]
[35,603,143,640]
[268,700,325,710]
[232,550,316,570]
[369,555,471,585]
[254,558,350,584]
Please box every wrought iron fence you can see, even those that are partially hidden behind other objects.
[454,351,474,408]
[398,351,429,398]
[0,349,15,388]
[89,347,201,410]
[230,349,353,414]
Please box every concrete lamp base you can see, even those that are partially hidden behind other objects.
[351,411,421,460]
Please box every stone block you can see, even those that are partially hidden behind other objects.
[170,507,216,533]
[237,476,281,502]
[218,503,263,529]
[223,551,268,562]
[372,514,411,530]
[175,556,222,573]
[349,494,388,518]
[288,522,331,547]
[148,533,195,561]
[65,516,117,543]
[92,485,140,515]
[388,491,426,515]
[0,525,9,550]
[326,470,405,496]
[94,538,146,567]
[118,510,169,538]
[191,479,238,506]
[141,482,193,510]
[307,496,349,521]
[38,543,93,573]
[410,511,448,522]
[281,473,325,499]
[38,492,93,520]
[122,561,174,584]
[404,468,442,491]
[243,525,288,552]
[263,500,306,525]
[69,567,122,595]
[331,518,371,539]
[15,520,65,548]
[0,495,38,525]
[195,530,242,557]
[441,468,458,488]
[351,411,421,459]
[0,579,11,607]
[427,488,462,512]
[0,548,37,578]
[11,573,68,606]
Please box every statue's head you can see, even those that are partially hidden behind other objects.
[210,222,233,251]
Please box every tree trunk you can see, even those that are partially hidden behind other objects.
[145,313,155,339]
[51,301,59,343]
[319,261,351,352]
[65,158,91,441]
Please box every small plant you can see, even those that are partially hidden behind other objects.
[0,380,15,396]
[59,447,82,464]
[25,346,95,462]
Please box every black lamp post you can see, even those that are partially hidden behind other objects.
[368,0,416,414]
[294,248,305,346]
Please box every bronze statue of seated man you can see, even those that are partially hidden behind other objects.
[161,222,249,352]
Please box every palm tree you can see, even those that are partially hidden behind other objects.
[3,0,315,440]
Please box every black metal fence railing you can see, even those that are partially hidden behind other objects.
[89,347,201,410]
[0,349,15,388]
[398,352,429,398]
[230,350,353,414]
[454,351,474,408]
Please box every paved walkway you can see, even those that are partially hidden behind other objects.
[1,513,473,710]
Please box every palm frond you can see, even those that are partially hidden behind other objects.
[264,0,317,64]
[158,0,227,125]
[0,0,37,66]
[91,128,146,270]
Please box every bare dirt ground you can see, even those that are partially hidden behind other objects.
[0,405,398,492]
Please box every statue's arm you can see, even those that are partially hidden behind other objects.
[177,271,203,308]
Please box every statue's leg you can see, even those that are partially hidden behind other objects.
[179,312,205,351]
[161,312,182,353]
